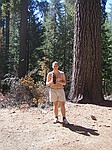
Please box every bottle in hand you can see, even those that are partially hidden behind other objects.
[53,73,56,84]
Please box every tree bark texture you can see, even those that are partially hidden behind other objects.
[68,0,104,103]
[18,0,28,78]
[0,27,2,49]
[6,0,10,53]
[4,0,10,73]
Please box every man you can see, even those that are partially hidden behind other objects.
[46,61,69,124]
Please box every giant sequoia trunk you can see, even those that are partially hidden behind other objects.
[18,0,28,78]
[68,0,104,104]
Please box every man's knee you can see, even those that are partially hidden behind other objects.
[54,101,58,107]
[59,101,65,107]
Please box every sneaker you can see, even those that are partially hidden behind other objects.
[53,117,58,124]
[63,118,69,125]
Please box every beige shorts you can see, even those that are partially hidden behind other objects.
[49,88,66,102]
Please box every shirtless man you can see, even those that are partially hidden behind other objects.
[46,61,69,124]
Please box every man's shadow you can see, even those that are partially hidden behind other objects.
[59,122,99,136]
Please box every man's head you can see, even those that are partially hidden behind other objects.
[52,61,58,70]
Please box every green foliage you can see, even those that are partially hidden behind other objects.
[101,0,112,95]
[0,0,112,97]
[100,0,107,24]
[1,1,10,16]
[27,0,48,84]
[41,0,74,74]
[9,0,20,73]
[108,4,112,40]
[0,0,48,76]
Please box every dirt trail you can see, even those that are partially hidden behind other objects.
[0,101,112,150]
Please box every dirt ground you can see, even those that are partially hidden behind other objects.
[0,98,112,150]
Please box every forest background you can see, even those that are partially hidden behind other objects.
[0,0,112,106]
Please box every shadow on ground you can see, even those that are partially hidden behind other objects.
[78,100,112,107]
[62,123,100,136]
[99,100,112,107]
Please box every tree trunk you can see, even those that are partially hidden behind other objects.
[4,0,10,73]
[0,22,2,89]
[6,0,10,54]
[0,4,2,49]
[18,0,28,78]
[0,1,3,49]
[68,0,104,104]
[0,25,2,49]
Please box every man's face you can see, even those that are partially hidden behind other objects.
[53,63,58,71]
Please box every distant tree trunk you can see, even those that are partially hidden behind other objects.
[0,3,3,89]
[0,23,3,89]
[6,0,10,53]
[4,0,10,73]
[18,0,28,78]
[63,6,67,73]
[0,23,2,89]
[0,22,2,49]
[68,0,104,104]
[0,5,2,49]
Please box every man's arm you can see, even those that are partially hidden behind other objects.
[46,73,53,86]
[56,73,66,86]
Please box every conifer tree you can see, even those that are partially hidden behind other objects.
[68,0,104,104]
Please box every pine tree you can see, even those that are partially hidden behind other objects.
[18,0,28,78]
[68,0,104,104]
[101,1,112,96]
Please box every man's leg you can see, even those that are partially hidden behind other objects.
[53,101,58,123]
[59,101,65,117]
[59,101,69,124]
[53,101,58,117]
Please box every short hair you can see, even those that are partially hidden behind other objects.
[52,61,58,68]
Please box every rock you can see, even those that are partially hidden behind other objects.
[91,115,97,120]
